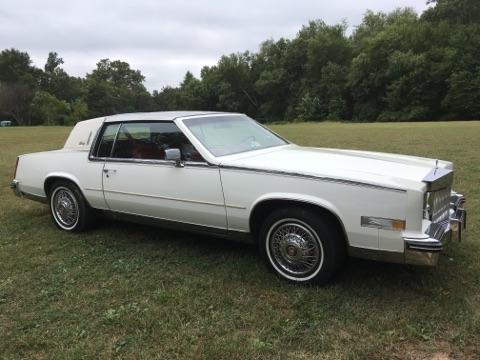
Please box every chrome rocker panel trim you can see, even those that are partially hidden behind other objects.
[103,210,254,244]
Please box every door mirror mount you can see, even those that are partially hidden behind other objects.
[165,148,184,167]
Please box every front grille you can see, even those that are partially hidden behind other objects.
[431,187,451,223]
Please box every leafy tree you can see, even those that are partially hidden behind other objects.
[152,87,183,110]
[254,39,294,120]
[85,59,151,117]
[199,53,257,114]
[0,82,35,125]
[41,52,85,102]
[69,99,89,124]
[0,49,41,124]
[4,0,480,124]
[31,91,70,125]
[295,92,320,121]
[423,0,480,24]
[316,63,349,120]
[177,71,206,109]
[442,69,480,119]
[0,48,41,85]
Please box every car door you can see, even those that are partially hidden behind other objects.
[100,121,227,230]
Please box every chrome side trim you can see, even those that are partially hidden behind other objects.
[103,158,212,168]
[220,165,406,193]
[226,204,247,210]
[90,153,214,168]
[103,189,225,207]
[84,187,103,192]
[87,187,245,209]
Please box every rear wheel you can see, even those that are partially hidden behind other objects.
[259,207,345,284]
[48,180,96,232]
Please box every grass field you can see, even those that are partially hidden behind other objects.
[0,122,479,359]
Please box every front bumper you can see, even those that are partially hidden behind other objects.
[404,191,466,266]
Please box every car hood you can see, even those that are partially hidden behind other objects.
[219,145,452,191]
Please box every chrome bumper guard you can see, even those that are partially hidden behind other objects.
[404,191,466,266]
[10,179,21,197]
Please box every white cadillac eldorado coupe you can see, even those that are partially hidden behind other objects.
[11,112,467,283]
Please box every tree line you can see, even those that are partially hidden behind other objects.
[1,0,479,125]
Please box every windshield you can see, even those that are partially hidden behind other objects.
[182,115,288,156]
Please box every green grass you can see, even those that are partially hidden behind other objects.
[0,122,479,359]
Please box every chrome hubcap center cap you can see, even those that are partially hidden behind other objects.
[281,234,305,262]
[286,245,297,257]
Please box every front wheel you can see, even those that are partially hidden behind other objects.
[48,180,96,232]
[259,207,345,284]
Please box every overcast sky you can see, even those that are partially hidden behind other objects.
[1,0,429,92]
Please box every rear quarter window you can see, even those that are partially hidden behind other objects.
[95,124,120,157]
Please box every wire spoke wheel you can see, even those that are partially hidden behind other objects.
[267,219,324,279]
[51,187,79,229]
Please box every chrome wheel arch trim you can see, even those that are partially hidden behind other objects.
[44,172,82,196]
[44,173,94,209]
[248,194,350,247]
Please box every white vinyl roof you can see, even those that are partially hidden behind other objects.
[104,111,239,122]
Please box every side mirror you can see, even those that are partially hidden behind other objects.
[165,148,184,167]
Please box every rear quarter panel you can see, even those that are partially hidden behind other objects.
[16,150,107,209]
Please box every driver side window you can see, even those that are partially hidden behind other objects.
[109,121,204,162]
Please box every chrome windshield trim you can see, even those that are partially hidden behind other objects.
[219,165,406,193]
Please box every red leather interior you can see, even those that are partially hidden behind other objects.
[132,142,164,159]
